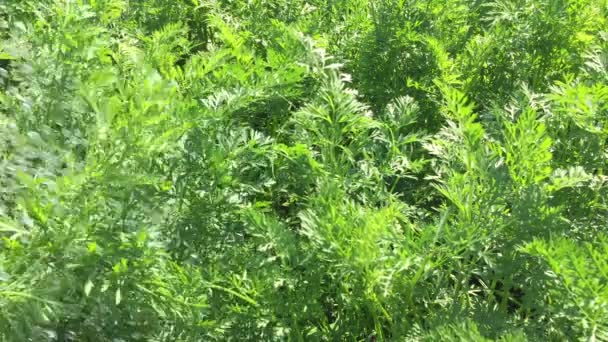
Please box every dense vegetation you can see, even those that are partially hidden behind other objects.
[1,0,607,340]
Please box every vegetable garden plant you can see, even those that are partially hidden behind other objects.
[0,0,607,340]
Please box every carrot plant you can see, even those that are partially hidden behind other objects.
[1,0,607,340]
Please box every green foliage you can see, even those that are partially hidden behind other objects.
[1,0,607,340]
[523,237,608,340]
